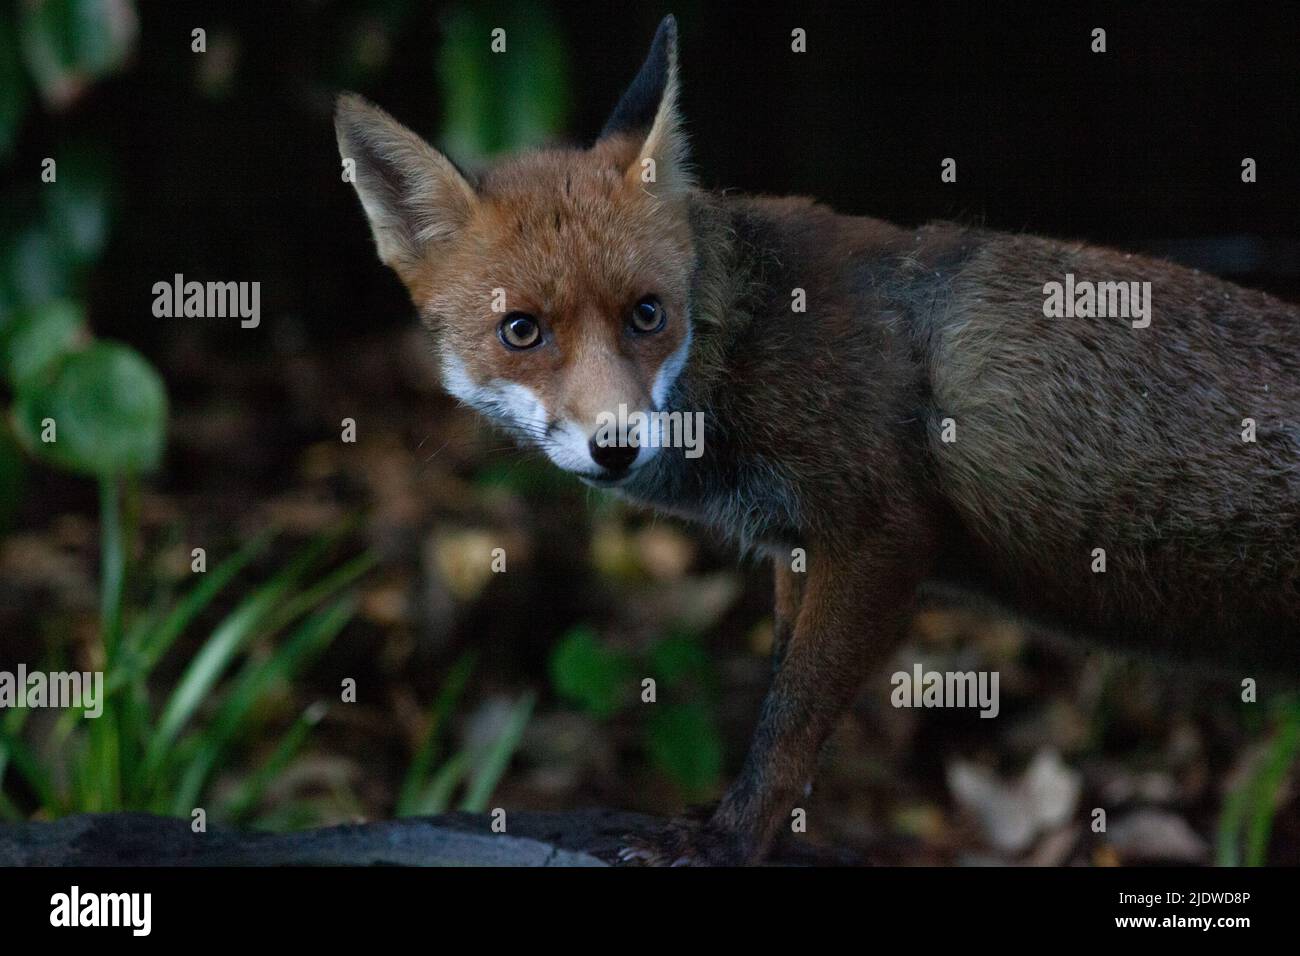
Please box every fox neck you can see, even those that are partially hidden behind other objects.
[614,192,933,556]
[615,194,807,553]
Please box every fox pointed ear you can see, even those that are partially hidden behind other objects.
[600,15,692,196]
[334,93,477,280]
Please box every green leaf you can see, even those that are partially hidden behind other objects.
[498,6,568,152]
[19,0,138,109]
[438,3,569,161]
[139,585,286,785]
[98,474,125,657]
[548,626,632,718]
[1244,705,1300,866]
[2,225,75,312]
[397,652,475,817]
[648,632,712,689]
[0,711,62,814]
[646,702,723,799]
[41,148,114,265]
[137,530,346,791]
[222,702,328,823]
[1217,696,1300,867]
[0,299,87,388]
[0,787,25,821]
[409,750,470,816]
[112,530,277,692]
[169,598,354,815]
[13,340,168,475]
[472,457,568,495]
[459,691,535,812]
[260,549,377,637]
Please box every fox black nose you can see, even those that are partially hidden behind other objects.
[589,436,638,474]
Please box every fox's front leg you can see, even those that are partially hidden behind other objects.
[621,533,927,865]
[770,554,805,673]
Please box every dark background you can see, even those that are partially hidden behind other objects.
[18,0,1297,353]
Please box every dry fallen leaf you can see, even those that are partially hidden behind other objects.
[947,749,1082,854]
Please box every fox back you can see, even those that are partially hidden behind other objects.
[927,234,1300,667]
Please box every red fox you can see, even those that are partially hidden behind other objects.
[337,16,1300,864]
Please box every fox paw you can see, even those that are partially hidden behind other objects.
[616,817,747,867]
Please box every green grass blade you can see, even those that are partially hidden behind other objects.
[459,691,535,813]
[0,719,60,814]
[412,750,472,816]
[111,604,161,688]
[128,529,276,681]
[166,596,355,814]
[1245,699,1300,866]
[142,533,341,774]
[1217,695,1300,866]
[141,533,365,804]
[99,475,125,660]
[0,707,22,782]
[0,787,24,821]
[261,550,377,637]
[396,652,475,817]
[87,707,122,812]
[141,590,291,783]
[1217,782,1247,867]
[221,702,328,824]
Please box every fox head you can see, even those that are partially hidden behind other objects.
[335,16,695,486]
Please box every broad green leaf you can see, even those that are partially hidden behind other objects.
[646,702,723,799]
[549,626,632,718]
[1,299,87,390]
[648,632,712,689]
[13,340,167,475]
[3,225,75,311]
[19,0,138,108]
[41,148,113,265]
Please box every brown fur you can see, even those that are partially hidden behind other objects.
[427,137,694,432]
[337,16,1299,865]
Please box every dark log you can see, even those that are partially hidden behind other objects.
[0,809,861,866]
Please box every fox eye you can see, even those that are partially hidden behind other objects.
[499,312,542,350]
[630,295,666,334]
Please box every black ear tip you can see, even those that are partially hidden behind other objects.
[598,15,681,139]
